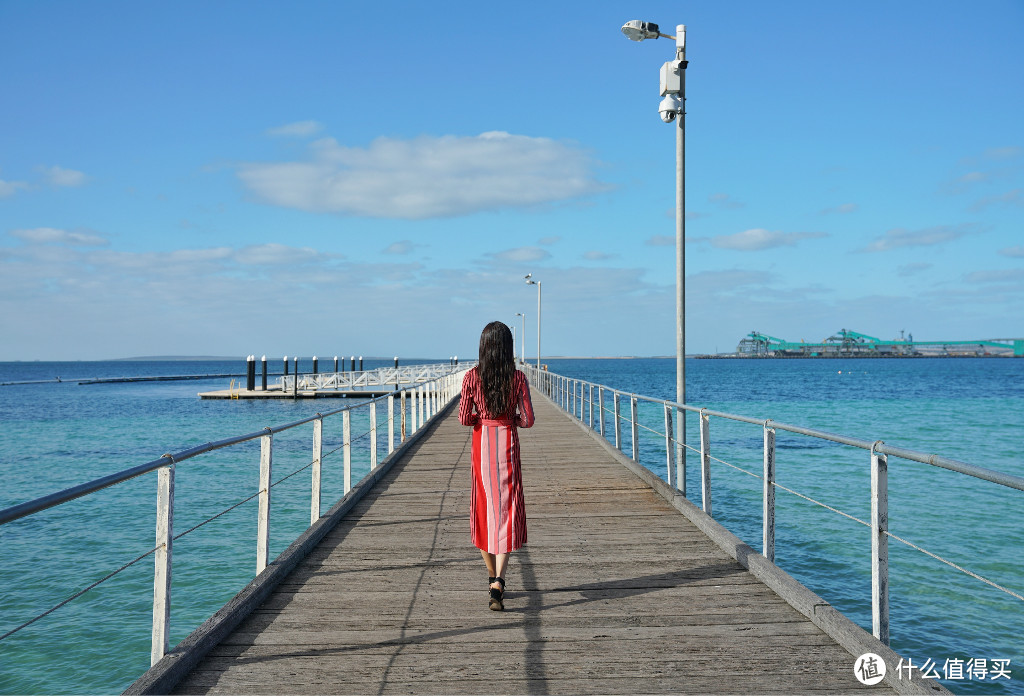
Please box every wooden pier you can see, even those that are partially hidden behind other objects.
[132,388,943,695]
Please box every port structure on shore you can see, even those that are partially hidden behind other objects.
[7,362,1022,693]
[737,328,1024,358]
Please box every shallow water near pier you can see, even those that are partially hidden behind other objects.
[0,357,1021,694]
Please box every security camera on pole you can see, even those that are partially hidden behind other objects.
[622,19,688,484]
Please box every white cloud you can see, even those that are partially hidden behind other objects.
[265,120,324,137]
[646,235,674,247]
[708,193,744,210]
[538,236,561,246]
[958,172,989,184]
[687,269,775,291]
[10,227,109,246]
[0,177,29,198]
[998,245,1024,258]
[583,251,615,261]
[859,225,978,252]
[963,268,1024,284]
[897,262,933,277]
[984,146,1022,160]
[383,240,419,255]
[820,203,859,215]
[485,246,550,263]
[237,131,610,219]
[0,239,431,359]
[234,243,321,265]
[709,228,826,251]
[40,165,88,187]
[970,188,1022,212]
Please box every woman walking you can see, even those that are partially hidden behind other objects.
[458,321,535,611]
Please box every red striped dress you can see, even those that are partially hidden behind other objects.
[458,367,535,554]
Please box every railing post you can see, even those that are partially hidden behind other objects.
[343,411,351,494]
[663,404,675,488]
[257,432,272,573]
[369,401,378,470]
[677,406,686,497]
[151,461,174,666]
[630,394,639,462]
[388,394,395,454]
[613,392,622,451]
[700,410,712,515]
[871,443,890,645]
[588,384,594,429]
[598,387,605,438]
[763,422,776,562]
[311,417,323,524]
[401,390,407,442]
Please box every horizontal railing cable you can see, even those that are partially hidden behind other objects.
[882,529,1024,602]
[173,492,261,543]
[0,545,159,643]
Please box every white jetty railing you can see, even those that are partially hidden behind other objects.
[281,362,463,392]
[0,368,469,668]
[523,364,1024,647]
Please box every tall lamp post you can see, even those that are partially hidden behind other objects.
[515,312,527,365]
[524,274,541,369]
[622,19,688,474]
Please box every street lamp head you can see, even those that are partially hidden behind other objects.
[621,20,664,41]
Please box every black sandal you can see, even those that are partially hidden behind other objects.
[488,577,505,612]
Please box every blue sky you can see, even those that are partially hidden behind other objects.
[1,1,1021,360]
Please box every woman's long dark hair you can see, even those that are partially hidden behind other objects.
[478,321,516,417]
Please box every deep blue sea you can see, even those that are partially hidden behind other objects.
[1,357,1021,694]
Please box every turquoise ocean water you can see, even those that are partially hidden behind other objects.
[0,357,1021,694]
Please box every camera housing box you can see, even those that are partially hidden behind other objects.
[660,60,682,96]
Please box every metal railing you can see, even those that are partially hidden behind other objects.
[523,364,1024,646]
[0,367,469,667]
[281,362,463,392]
